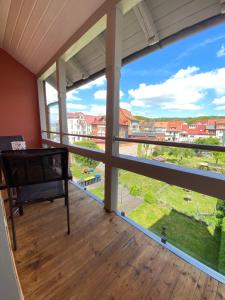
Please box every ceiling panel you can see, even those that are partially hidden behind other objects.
[1,0,224,82]
[1,0,106,74]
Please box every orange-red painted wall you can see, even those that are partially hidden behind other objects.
[0,49,41,148]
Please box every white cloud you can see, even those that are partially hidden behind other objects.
[94,90,107,100]
[215,105,225,110]
[120,102,131,110]
[66,103,87,110]
[94,89,124,100]
[66,90,81,101]
[88,105,106,115]
[212,96,225,105]
[217,45,225,57]
[130,100,145,107]
[78,76,106,90]
[45,82,58,104]
[128,66,225,111]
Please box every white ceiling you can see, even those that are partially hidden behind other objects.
[0,0,224,81]
[0,0,106,74]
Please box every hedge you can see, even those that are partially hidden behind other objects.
[218,217,225,275]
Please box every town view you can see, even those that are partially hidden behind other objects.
[46,21,225,275]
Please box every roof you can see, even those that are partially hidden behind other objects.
[154,122,168,128]
[119,108,137,125]
[84,115,96,124]
[167,121,184,132]
[187,125,208,135]
[67,112,85,119]
[42,0,225,89]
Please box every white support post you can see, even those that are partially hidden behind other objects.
[37,79,47,140]
[56,58,68,144]
[104,3,123,212]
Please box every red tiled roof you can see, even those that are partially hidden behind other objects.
[167,121,183,131]
[84,114,96,124]
[67,112,84,118]
[154,121,168,128]
[187,124,207,135]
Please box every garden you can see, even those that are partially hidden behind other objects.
[71,138,225,274]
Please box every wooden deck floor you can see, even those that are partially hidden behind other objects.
[9,184,225,300]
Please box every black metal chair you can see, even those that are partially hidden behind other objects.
[1,147,70,251]
[0,135,24,191]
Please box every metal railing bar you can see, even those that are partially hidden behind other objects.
[115,137,225,152]
[42,130,106,140]
[42,130,61,135]
[63,132,106,140]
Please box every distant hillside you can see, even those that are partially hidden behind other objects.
[134,115,225,124]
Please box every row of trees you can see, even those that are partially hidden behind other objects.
[73,140,100,168]
[137,137,225,165]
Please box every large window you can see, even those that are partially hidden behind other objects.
[69,152,105,201]
[118,170,224,275]
[66,76,106,150]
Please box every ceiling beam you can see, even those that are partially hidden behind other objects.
[133,1,159,45]
[221,0,225,14]
[69,58,89,80]
[92,34,105,56]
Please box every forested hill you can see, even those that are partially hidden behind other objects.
[134,115,225,124]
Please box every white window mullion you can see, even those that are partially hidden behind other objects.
[104,3,123,212]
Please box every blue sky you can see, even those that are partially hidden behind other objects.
[47,21,225,118]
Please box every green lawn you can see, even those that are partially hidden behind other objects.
[119,170,221,271]
[71,159,223,272]
[89,185,104,200]
[129,202,220,269]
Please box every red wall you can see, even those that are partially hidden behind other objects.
[0,49,41,148]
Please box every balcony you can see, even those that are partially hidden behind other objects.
[3,183,224,300]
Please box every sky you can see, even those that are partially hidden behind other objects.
[46,21,225,119]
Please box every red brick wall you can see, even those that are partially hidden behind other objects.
[0,49,41,148]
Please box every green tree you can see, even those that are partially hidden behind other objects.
[73,140,100,168]
[195,137,222,164]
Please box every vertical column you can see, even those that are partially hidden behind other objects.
[37,79,48,140]
[56,58,68,144]
[104,3,123,212]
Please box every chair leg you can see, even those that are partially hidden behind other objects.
[65,180,70,234]
[19,206,23,216]
[66,196,70,235]
[9,190,17,251]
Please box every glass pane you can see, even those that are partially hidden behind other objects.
[118,170,224,274]
[66,76,106,151]
[69,152,104,201]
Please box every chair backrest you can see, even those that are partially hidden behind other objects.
[1,148,68,188]
[0,135,24,151]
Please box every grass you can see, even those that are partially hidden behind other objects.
[129,202,220,269]
[70,156,223,272]
[119,170,221,270]
[89,185,104,200]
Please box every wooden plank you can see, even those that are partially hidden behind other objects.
[216,283,225,300]
[0,0,11,47]
[169,263,203,300]
[10,183,222,300]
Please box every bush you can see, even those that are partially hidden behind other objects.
[216,211,224,219]
[218,218,225,275]
[144,191,156,205]
[129,185,141,197]
[73,141,100,169]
